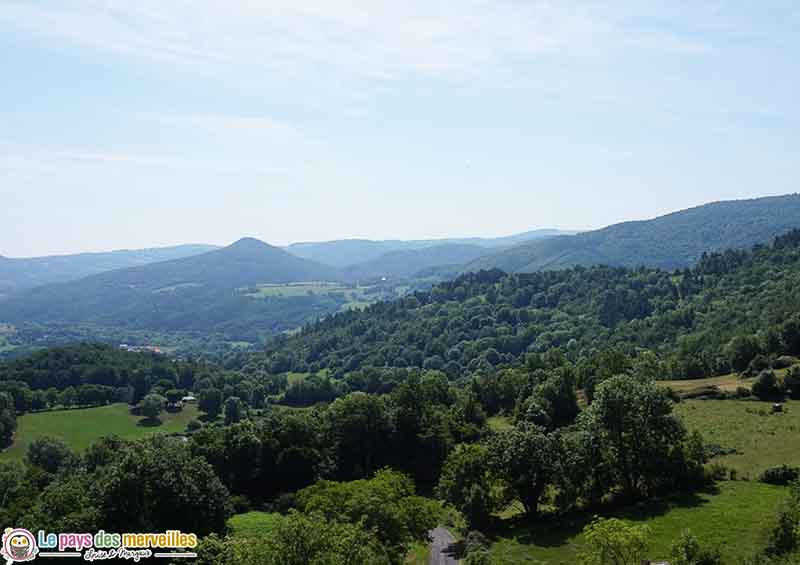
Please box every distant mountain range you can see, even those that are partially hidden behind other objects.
[467,194,800,273]
[342,244,490,282]
[0,229,572,300]
[4,194,800,346]
[285,229,576,269]
[0,244,217,300]
[0,238,339,335]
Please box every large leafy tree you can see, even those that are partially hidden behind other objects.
[94,436,232,536]
[486,423,560,515]
[436,443,497,528]
[296,469,440,563]
[0,392,16,447]
[579,374,690,499]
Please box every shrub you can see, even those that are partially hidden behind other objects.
[670,530,723,565]
[773,357,796,370]
[752,370,782,401]
[578,517,650,565]
[784,367,800,400]
[761,465,800,486]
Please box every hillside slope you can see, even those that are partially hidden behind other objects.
[249,228,800,381]
[468,194,800,273]
[0,244,217,299]
[286,229,576,268]
[0,238,342,335]
[342,244,490,282]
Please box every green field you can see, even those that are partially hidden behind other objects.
[489,481,787,564]
[245,282,352,298]
[228,512,283,538]
[677,398,800,479]
[0,403,199,461]
[244,282,386,311]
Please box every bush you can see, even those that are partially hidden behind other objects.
[773,357,796,370]
[784,367,800,400]
[670,530,723,565]
[752,370,782,401]
[761,465,800,486]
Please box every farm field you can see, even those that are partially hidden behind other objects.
[244,281,395,311]
[489,481,787,564]
[0,403,199,461]
[676,398,800,478]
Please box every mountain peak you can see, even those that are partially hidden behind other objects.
[227,237,274,252]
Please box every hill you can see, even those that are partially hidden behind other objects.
[0,244,217,300]
[0,238,343,338]
[249,228,800,382]
[468,194,800,273]
[285,229,575,268]
[342,243,490,282]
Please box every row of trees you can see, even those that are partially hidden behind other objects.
[438,373,705,528]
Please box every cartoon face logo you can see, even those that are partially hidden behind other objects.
[1,528,38,563]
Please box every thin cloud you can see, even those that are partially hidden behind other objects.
[0,1,714,79]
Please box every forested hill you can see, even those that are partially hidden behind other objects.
[0,238,341,337]
[342,244,490,282]
[467,193,800,273]
[0,243,217,300]
[249,229,800,381]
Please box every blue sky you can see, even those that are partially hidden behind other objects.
[1,1,799,256]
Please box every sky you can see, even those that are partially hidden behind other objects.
[1,1,799,257]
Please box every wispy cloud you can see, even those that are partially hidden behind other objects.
[0,1,715,79]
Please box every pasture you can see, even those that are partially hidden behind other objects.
[0,402,199,461]
[676,398,800,478]
[489,481,786,564]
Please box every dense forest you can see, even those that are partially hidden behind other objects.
[248,229,800,385]
[468,193,800,272]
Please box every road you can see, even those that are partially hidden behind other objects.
[428,527,460,565]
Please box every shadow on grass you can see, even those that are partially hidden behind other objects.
[488,487,716,550]
[138,417,163,428]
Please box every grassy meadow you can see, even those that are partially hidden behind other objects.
[0,402,199,461]
[677,398,800,478]
[489,481,787,564]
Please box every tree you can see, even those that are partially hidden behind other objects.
[486,423,560,515]
[194,512,390,565]
[296,469,440,563]
[752,370,782,401]
[26,436,75,474]
[199,387,223,419]
[784,367,800,400]
[436,443,497,529]
[579,374,690,500]
[727,335,761,373]
[670,530,722,565]
[224,396,244,425]
[140,393,166,422]
[782,317,800,356]
[0,392,16,447]
[579,517,649,565]
[94,436,231,536]
[324,392,392,480]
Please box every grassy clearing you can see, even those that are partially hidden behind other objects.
[245,282,351,298]
[487,415,513,432]
[677,399,800,478]
[0,403,199,461]
[660,373,756,394]
[489,481,786,564]
[228,512,283,538]
[404,542,430,564]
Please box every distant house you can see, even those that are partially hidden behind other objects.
[182,395,197,403]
